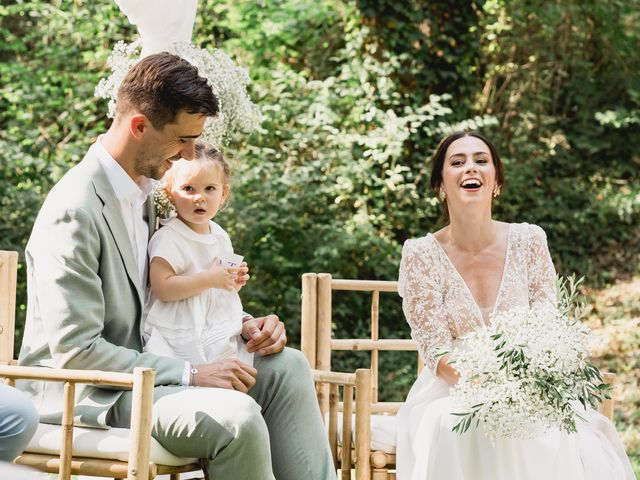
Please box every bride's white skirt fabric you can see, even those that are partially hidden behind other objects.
[395,368,636,480]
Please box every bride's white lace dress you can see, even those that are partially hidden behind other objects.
[396,222,635,480]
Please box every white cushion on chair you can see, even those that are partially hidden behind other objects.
[25,423,197,466]
[328,413,397,454]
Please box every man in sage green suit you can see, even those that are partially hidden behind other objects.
[19,53,335,480]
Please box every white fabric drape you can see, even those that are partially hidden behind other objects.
[114,0,199,56]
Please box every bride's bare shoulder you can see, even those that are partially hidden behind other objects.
[432,226,448,244]
[494,220,511,238]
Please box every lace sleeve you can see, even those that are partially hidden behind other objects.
[398,238,453,374]
[527,224,557,306]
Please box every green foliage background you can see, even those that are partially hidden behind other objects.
[1,0,639,464]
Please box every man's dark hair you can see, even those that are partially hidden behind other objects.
[116,52,219,129]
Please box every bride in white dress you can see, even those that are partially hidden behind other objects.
[395,131,635,480]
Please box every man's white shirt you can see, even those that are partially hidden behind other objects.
[94,137,151,286]
[94,138,191,385]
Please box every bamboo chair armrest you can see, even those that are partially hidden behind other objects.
[311,368,357,385]
[0,364,147,388]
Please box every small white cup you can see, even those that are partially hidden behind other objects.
[219,253,244,269]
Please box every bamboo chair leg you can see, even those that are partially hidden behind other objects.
[372,468,389,480]
[316,273,333,417]
[354,369,371,480]
[329,383,339,467]
[341,385,353,480]
[301,273,318,367]
[127,368,155,480]
[59,381,75,480]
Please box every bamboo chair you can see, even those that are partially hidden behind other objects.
[0,250,202,479]
[301,272,617,480]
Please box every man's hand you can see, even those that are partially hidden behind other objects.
[242,314,287,356]
[192,359,257,393]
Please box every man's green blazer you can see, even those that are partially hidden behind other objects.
[18,144,185,428]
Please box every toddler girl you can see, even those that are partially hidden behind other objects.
[143,141,253,366]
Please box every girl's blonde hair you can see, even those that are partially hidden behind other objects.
[162,140,232,194]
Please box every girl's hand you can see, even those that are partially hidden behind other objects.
[208,259,237,291]
[234,261,250,292]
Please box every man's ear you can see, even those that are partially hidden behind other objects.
[129,114,149,139]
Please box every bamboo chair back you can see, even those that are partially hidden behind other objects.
[0,250,201,479]
[302,272,419,415]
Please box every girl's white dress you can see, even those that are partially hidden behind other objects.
[396,222,635,480]
[143,217,252,366]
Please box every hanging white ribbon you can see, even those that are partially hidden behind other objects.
[114,0,199,56]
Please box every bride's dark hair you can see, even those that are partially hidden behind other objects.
[429,131,504,212]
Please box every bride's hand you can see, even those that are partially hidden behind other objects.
[437,354,460,386]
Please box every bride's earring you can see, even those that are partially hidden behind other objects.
[439,189,446,201]
[493,185,501,198]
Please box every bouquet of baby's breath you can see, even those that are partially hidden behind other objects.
[95,39,261,147]
[449,275,610,440]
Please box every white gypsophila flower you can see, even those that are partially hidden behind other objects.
[94,39,261,147]
[152,183,175,220]
[94,40,141,119]
[450,300,604,440]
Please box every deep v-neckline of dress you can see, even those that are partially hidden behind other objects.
[430,224,513,325]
